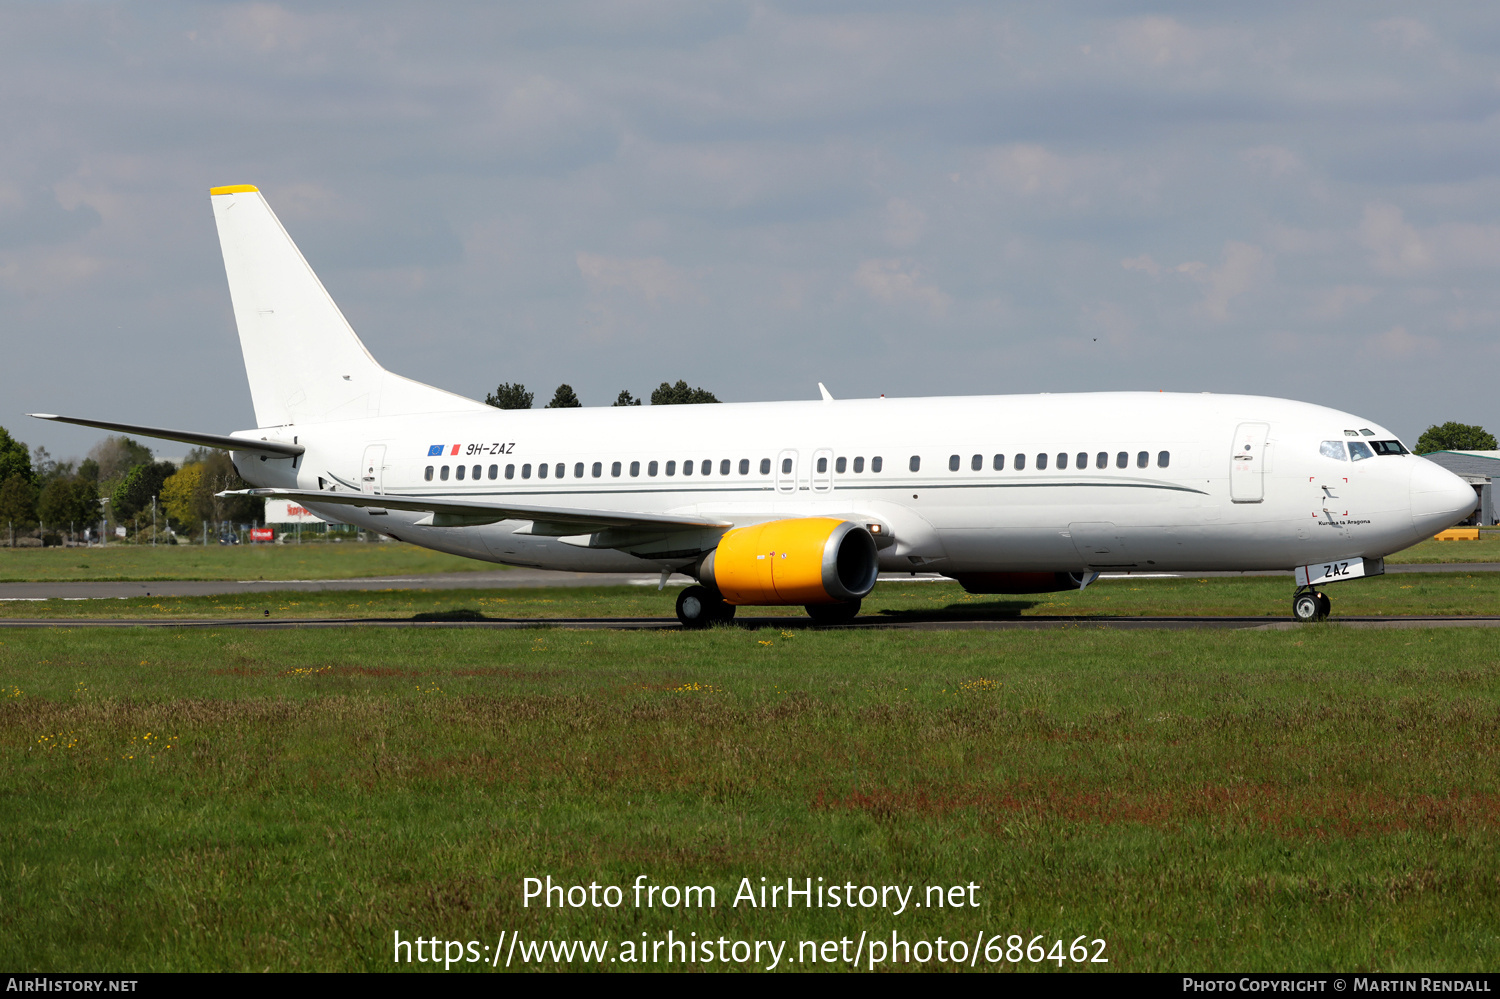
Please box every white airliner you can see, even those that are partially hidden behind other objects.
[31,185,1478,626]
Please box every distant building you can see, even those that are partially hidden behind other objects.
[1420,451,1497,526]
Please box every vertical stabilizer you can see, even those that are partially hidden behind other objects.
[210,185,488,427]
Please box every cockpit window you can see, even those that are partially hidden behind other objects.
[1348,441,1374,461]
[1319,441,1347,461]
[1371,440,1408,456]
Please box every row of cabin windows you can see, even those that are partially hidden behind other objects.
[938,450,1169,472]
[423,456,887,482]
[421,451,1171,482]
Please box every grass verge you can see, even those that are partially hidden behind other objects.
[2,625,1497,971]
[0,543,499,582]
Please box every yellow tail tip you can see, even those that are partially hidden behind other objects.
[210,184,259,196]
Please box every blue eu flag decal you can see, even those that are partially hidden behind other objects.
[427,444,444,456]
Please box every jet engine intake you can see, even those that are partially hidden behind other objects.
[699,518,879,605]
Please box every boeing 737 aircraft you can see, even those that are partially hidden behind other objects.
[31,186,1479,626]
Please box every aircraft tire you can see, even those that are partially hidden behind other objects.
[677,586,730,629]
[805,599,861,626]
[1292,591,1325,623]
[1315,591,1332,619]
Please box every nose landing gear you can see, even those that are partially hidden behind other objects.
[1292,588,1331,622]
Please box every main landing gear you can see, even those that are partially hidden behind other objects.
[676,586,736,629]
[1292,588,1331,623]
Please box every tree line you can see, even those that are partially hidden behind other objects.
[0,426,261,546]
[484,380,720,410]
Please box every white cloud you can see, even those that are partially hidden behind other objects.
[1241,145,1302,178]
[1368,325,1436,357]
[853,258,949,315]
[1359,203,1500,275]
[1311,285,1376,320]
[1121,254,1161,277]
[575,252,694,303]
[1175,241,1269,321]
[1372,17,1435,51]
[1109,16,1211,68]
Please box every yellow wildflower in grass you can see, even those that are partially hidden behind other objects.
[670,681,722,694]
[282,666,331,677]
[4,685,21,699]
[779,631,795,639]
[957,677,999,693]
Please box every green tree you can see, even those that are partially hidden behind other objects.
[37,477,98,531]
[484,383,534,410]
[545,384,582,408]
[182,449,261,529]
[612,390,642,407]
[88,436,153,483]
[1415,422,1498,454]
[0,427,33,485]
[650,380,719,405]
[111,461,177,521]
[0,475,38,537]
[77,458,99,484]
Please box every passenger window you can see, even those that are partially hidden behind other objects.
[1116,452,1128,469]
[610,461,621,477]
[1036,453,1048,470]
[854,456,865,473]
[521,464,531,479]
[782,457,793,474]
[1076,452,1087,469]
[971,454,982,471]
[1096,452,1107,469]
[537,463,546,479]
[759,458,771,475]
[1157,451,1170,468]
[456,464,466,481]
[910,455,921,472]
[555,463,564,479]
[505,464,515,480]
[1348,441,1374,461]
[683,460,693,476]
[1015,453,1026,471]
[1319,441,1348,461]
[488,465,498,480]
[424,466,433,481]
[648,461,659,476]
[871,456,883,472]
[701,460,711,475]
[1057,453,1068,470]
[574,462,584,478]
[836,456,847,473]
[630,461,640,477]
[948,454,960,472]
[1137,451,1148,469]
[592,462,602,478]
[740,459,750,475]
[992,454,1004,471]
[472,465,481,480]
[440,465,450,481]
[720,459,731,475]
[666,460,676,476]
[817,457,828,473]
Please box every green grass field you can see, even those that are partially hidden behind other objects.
[2,625,1497,972]
[1,571,1495,622]
[0,542,498,582]
[1385,535,1500,563]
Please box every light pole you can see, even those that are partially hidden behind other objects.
[98,497,110,548]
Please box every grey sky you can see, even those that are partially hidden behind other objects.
[4,2,1498,461]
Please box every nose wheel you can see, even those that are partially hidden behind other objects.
[1292,589,1331,622]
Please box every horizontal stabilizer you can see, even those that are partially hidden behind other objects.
[28,414,303,459]
[225,488,730,535]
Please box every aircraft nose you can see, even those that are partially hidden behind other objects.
[1409,457,1478,534]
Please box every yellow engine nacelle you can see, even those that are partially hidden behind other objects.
[698,518,879,606]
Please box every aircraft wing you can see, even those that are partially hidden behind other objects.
[227,487,731,535]
[29,414,303,460]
